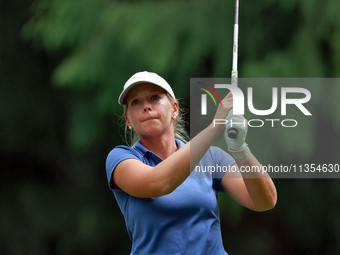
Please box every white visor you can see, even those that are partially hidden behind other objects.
[118,71,176,105]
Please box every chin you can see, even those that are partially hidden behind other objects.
[141,127,170,137]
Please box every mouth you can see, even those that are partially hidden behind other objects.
[142,117,158,122]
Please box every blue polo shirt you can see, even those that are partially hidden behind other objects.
[106,139,236,255]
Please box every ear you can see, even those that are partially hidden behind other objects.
[125,115,133,129]
[172,100,179,118]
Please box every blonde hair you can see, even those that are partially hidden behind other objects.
[122,94,189,147]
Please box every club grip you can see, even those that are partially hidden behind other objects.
[228,128,238,138]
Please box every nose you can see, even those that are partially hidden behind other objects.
[143,102,152,112]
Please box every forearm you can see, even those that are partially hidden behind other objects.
[223,106,277,211]
[235,152,277,211]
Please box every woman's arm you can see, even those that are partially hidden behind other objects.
[113,123,223,198]
[221,98,277,211]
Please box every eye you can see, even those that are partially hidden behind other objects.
[131,99,140,106]
[151,95,160,100]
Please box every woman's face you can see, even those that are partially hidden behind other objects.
[125,83,178,138]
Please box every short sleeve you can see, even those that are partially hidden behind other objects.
[105,145,142,190]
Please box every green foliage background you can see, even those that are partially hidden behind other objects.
[1,0,340,254]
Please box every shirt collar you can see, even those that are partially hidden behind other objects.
[133,139,185,157]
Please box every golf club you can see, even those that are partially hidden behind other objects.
[228,0,239,138]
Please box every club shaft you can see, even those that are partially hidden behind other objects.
[228,0,239,139]
[231,0,239,87]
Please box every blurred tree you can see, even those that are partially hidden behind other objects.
[1,0,129,254]
[21,0,340,158]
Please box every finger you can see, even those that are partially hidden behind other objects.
[224,91,233,99]
[221,94,233,106]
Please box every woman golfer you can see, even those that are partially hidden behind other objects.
[106,71,277,255]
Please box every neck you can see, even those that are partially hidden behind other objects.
[139,133,178,160]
